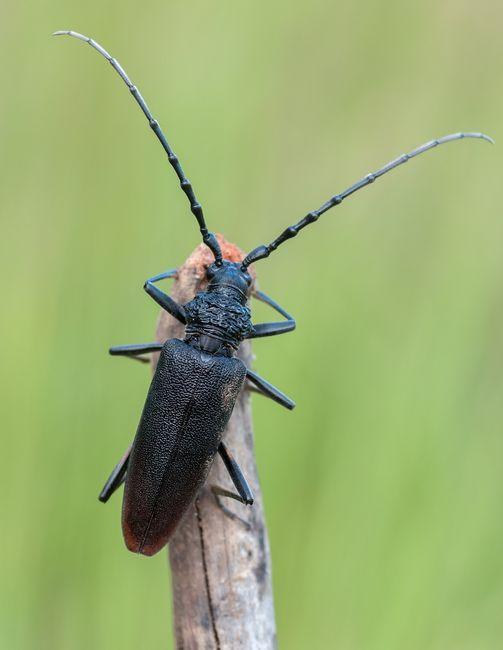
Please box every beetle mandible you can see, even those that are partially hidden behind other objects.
[54,30,492,556]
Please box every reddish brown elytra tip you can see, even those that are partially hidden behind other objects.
[122,525,168,557]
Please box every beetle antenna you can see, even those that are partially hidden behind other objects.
[241,131,494,269]
[53,30,223,265]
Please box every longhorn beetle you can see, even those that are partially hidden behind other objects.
[54,30,493,556]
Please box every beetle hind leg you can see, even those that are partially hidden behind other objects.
[210,441,254,520]
[210,488,253,530]
[99,445,131,503]
[217,441,254,505]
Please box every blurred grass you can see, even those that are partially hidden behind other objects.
[1,1,503,648]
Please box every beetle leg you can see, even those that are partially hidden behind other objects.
[109,342,163,363]
[247,289,296,339]
[210,443,254,527]
[144,268,187,324]
[246,368,295,410]
[217,441,254,505]
[244,379,295,410]
[210,489,252,529]
[210,489,252,530]
[98,444,132,503]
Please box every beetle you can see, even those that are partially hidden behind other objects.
[54,29,492,556]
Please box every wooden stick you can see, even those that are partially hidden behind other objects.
[151,236,277,649]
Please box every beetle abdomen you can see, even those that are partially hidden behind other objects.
[122,338,246,556]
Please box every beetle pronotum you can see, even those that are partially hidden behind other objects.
[54,29,492,556]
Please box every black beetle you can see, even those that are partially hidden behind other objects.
[54,30,492,556]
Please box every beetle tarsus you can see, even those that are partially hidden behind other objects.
[211,486,253,529]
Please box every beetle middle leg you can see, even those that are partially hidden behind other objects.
[246,368,295,410]
[108,342,163,363]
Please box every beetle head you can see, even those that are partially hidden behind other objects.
[206,260,252,302]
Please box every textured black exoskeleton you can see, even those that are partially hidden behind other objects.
[55,30,493,556]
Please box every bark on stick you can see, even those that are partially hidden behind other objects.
[151,236,277,650]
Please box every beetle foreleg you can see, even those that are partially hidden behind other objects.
[144,268,187,324]
[247,290,296,339]
[99,445,131,503]
[246,368,295,410]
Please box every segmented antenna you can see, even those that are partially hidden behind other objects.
[53,30,223,265]
[241,132,493,269]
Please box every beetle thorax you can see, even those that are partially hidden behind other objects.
[183,291,252,354]
[183,261,253,355]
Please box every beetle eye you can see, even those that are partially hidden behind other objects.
[206,264,216,279]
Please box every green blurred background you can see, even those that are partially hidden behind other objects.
[1,1,503,648]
